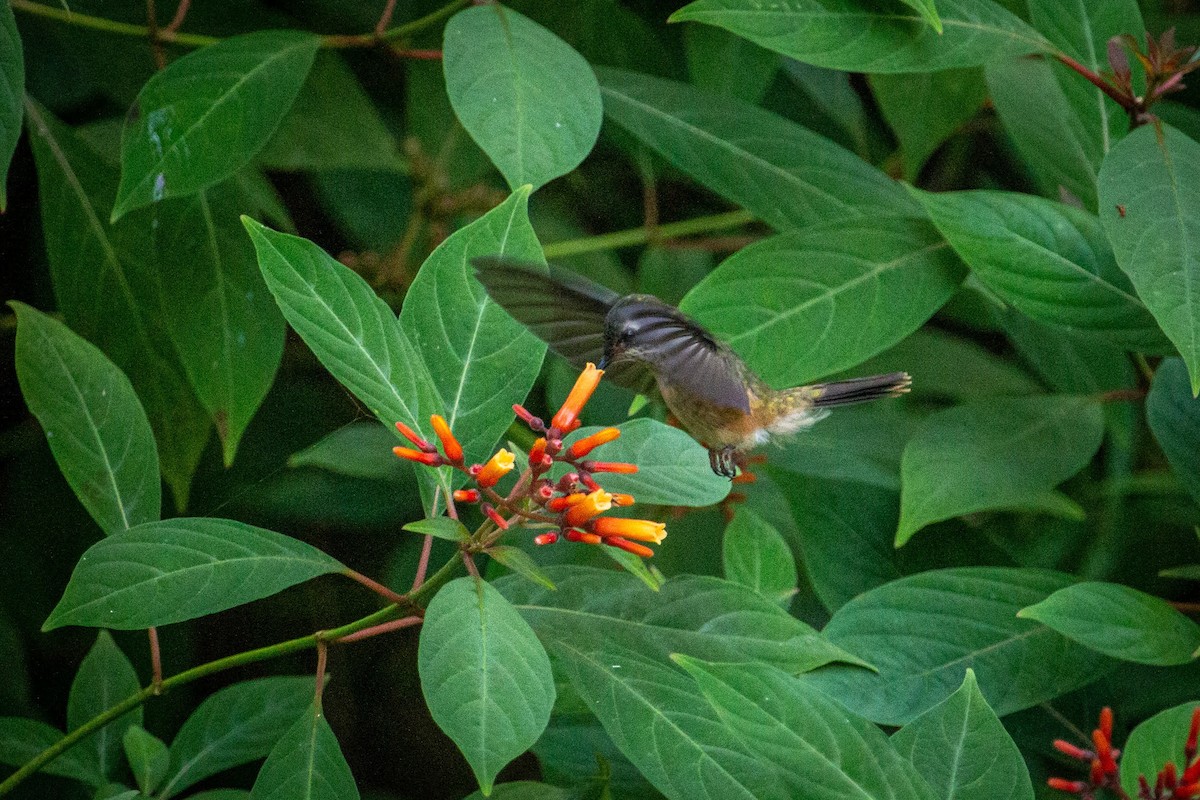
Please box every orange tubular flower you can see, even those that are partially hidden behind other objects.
[1046,778,1087,794]
[547,493,586,512]
[393,446,441,466]
[562,489,612,528]
[550,362,603,432]
[565,529,602,545]
[567,427,621,459]
[430,414,463,464]
[395,420,434,452]
[482,504,509,530]
[581,461,637,474]
[605,537,654,558]
[476,449,515,488]
[591,516,666,544]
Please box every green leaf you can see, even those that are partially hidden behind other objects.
[722,507,797,606]
[803,567,1114,725]
[596,67,919,231]
[1018,582,1200,666]
[44,518,345,631]
[897,395,1105,545]
[496,566,863,674]
[0,0,23,211]
[153,184,285,465]
[257,51,404,172]
[11,302,160,535]
[0,717,105,787]
[674,656,937,800]
[399,187,546,471]
[123,726,169,796]
[870,68,985,181]
[913,189,1169,351]
[600,545,664,591]
[443,5,601,191]
[25,99,210,508]
[161,676,314,799]
[419,577,555,795]
[1147,358,1200,506]
[1119,701,1200,797]
[670,0,1049,72]
[488,546,556,591]
[288,422,408,483]
[249,701,358,800]
[683,24,778,105]
[242,216,443,507]
[562,419,729,506]
[403,517,470,543]
[462,783,576,800]
[892,670,1034,800]
[114,30,321,220]
[900,0,942,33]
[68,631,143,780]
[1000,307,1133,394]
[552,641,785,800]
[680,218,964,386]
[1099,124,1200,394]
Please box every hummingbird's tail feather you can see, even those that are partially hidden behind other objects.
[807,372,911,408]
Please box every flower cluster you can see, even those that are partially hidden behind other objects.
[1049,706,1200,799]
[392,363,666,558]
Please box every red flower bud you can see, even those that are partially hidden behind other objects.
[567,427,621,459]
[1099,707,1113,741]
[605,536,654,558]
[513,403,545,432]
[393,446,441,466]
[533,532,559,546]
[1053,740,1093,761]
[482,503,509,530]
[580,474,600,492]
[430,414,463,464]
[453,488,480,503]
[564,529,602,545]
[1046,777,1087,794]
[395,420,436,452]
[1092,729,1118,775]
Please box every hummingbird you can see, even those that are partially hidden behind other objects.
[472,256,910,478]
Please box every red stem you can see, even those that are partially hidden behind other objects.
[411,532,434,591]
[374,0,398,36]
[1055,53,1133,109]
[336,615,421,643]
[147,627,163,693]
[344,569,406,604]
[314,640,328,704]
[164,0,191,33]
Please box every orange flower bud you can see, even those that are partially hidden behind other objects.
[591,516,666,544]
[567,427,621,459]
[1092,729,1117,775]
[430,414,463,464]
[482,503,509,530]
[393,446,441,466]
[533,532,559,546]
[562,489,612,528]
[395,420,434,452]
[453,488,480,503]
[605,537,654,558]
[476,449,515,488]
[610,493,635,507]
[581,461,637,474]
[551,363,603,432]
[565,529,602,545]
[1099,707,1113,740]
[547,492,586,512]
[1052,740,1092,761]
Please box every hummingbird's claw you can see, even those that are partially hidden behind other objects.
[708,446,738,479]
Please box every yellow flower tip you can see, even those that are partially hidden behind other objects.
[475,448,516,488]
[550,362,605,432]
[562,489,613,528]
[591,516,666,544]
[567,427,621,459]
[429,414,463,464]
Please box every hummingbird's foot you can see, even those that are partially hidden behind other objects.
[708,446,738,479]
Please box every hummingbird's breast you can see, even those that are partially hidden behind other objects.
[659,379,768,451]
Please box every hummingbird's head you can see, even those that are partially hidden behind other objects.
[600,295,716,371]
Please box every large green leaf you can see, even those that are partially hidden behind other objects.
[0,718,105,787]
[669,0,1049,73]
[722,507,797,607]
[1147,358,1200,505]
[67,631,143,780]
[897,395,1105,545]
[419,577,555,795]
[675,657,937,800]
[681,218,964,386]
[0,0,22,211]
[25,99,210,508]
[1019,582,1200,666]
[113,30,320,220]
[684,24,779,105]
[914,189,1169,352]
[1099,124,1200,393]
[496,566,861,674]
[152,184,284,465]
[44,518,345,630]
[161,676,315,799]
[1119,701,1200,797]
[249,701,358,800]
[802,568,1114,725]
[462,783,576,800]
[123,725,169,796]
[551,641,784,800]
[288,422,409,483]
[869,68,986,181]
[562,419,729,506]
[892,670,1034,800]
[443,5,601,191]
[400,187,546,469]
[11,302,160,535]
[596,67,919,231]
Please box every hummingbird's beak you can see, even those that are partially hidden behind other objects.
[597,354,609,370]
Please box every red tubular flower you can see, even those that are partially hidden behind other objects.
[430,414,463,464]
[605,537,654,558]
[565,529,602,545]
[581,460,638,474]
[1178,782,1200,799]
[1053,740,1094,761]
[579,473,601,492]
[1099,707,1114,741]
[475,449,515,488]
[567,427,621,459]
[1092,729,1118,776]
[453,488,480,503]
[547,493,586,512]
[393,446,441,466]
[533,532,559,546]
[551,362,603,432]
[1047,778,1087,794]
[591,516,666,544]
[395,420,435,452]
[513,404,545,432]
[482,503,509,530]
[562,489,612,528]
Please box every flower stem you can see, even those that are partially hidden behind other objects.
[540,209,755,260]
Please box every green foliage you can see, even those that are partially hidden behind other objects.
[5,1,1200,799]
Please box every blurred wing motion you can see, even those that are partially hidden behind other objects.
[472,256,617,368]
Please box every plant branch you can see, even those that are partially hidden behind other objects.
[541,209,755,260]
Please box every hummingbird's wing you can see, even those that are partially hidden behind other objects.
[472,256,617,368]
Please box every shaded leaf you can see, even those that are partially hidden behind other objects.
[249,701,358,800]
[488,546,557,591]
[684,24,778,105]
[897,396,1105,545]
[44,518,345,630]
[11,302,160,535]
[123,726,169,796]
[870,68,986,181]
[1119,701,1200,797]
[403,517,470,543]
[419,577,555,795]
[0,0,22,211]
[0,717,105,787]
[68,631,143,780]
[288,421,409,483]
[722,507,797,606]
[892,670,1034,800]
[1147,358,1200,506]
[114,30,320,219]
[444,5,601,191]
[1019,581,1200,666]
